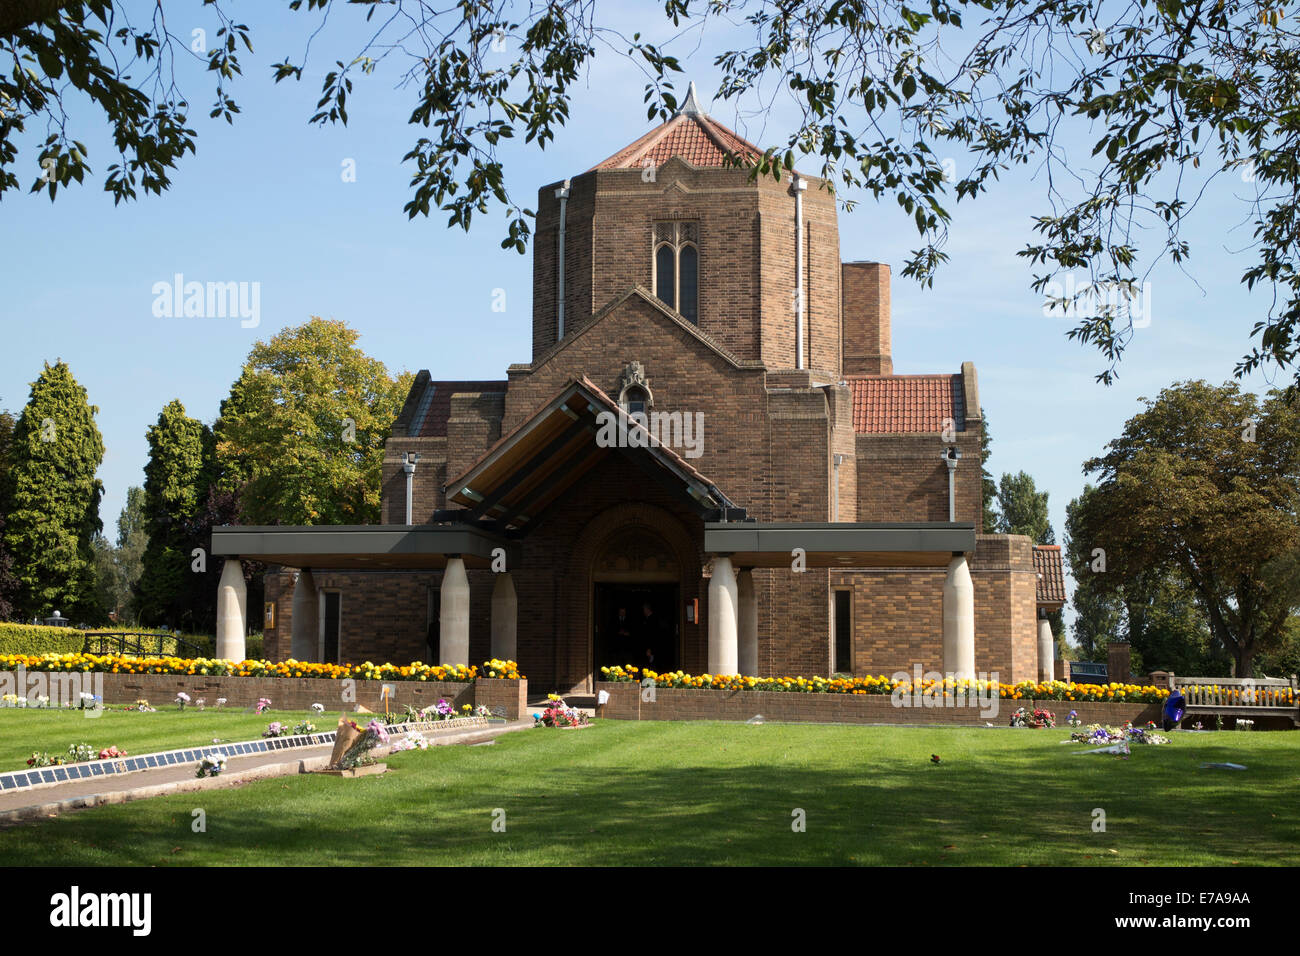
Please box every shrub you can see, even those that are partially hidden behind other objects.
[0,623,87,656]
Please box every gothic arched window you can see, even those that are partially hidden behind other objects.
[652,222,699,324]
[678,243,698,324]
[655,244,676,306]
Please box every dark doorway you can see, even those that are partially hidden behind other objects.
[426,587,440,664]
[834,590,852,674]
[594,583,679,674]
[322,592,341,664]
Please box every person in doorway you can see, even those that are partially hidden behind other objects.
[614,606,632,641]
[638,601,664,670]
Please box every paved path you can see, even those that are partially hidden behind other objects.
[0,719,533,824]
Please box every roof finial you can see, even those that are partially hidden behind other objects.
[678,81,705,117]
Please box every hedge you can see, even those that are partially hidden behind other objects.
[0,624,258,660]
[0,624,86,656]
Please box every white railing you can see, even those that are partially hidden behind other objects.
[1174,675,1298,712]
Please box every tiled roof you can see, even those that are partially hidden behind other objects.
[846,374,965,434]
[1034,545,1067,606]
[415,381,508,438]
[589,86,762,171]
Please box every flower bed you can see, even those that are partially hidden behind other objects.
[533,695,589,728]
[381,700,493,724]
[27,742,129,768]
[1071,723,1170,746]
[595,681,1163,727]
[1009,706,1056,728]
[1,653,526,687]
[599,665,1169,703]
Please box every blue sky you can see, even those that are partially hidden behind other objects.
[0,4,1283,630]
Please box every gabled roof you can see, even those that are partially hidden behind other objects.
[589,82,763,171]
[1034,545,1067,608]
[846,374,966,434]
[394,373,508,438]
[523,285,758,374]
[444,376,735,534]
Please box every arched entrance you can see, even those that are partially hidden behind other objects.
[565,502,702,692]
[592,526,681,675]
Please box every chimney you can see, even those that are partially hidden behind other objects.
[841,261,892,375]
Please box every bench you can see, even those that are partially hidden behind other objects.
[1171,675,1300,727]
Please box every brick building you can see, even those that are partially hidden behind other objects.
[213,85,1065,692]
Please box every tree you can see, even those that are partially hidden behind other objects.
[1122,566,1227,677]
[115,484,147,588]
[1064,484,1123,660]
[213,318,412,526]
[995,467,1061,649]
[7,3,1300,386]
[182,484,263,637]
[980,408,997,533]
[91,485,147,624]
[1066,483,1228,674]
[995,471,1054,544]
[135,401,212,630]
[3,361,104,622]
[1077,380,1300,677]
[0,404,18,619]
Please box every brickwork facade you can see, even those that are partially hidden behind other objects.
[252,97,1057,693]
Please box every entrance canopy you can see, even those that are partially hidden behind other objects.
[443,376,738,533]
[703,521,976,568]
[210,524,519,570]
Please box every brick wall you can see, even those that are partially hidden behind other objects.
[446,391,505,485]
[73,673,528,719]
[595,682,1161,726]
[532,162,841,373]
[828,533,1040,684]
[382,436,448,524]
[841,261,892,375]
[855,430,983,523]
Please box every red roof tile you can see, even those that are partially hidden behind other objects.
[1034,545,1067,606]
[415,381,508,438]
[589,109,762,171]
[846,374,965,434]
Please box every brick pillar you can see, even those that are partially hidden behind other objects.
[1108,641,1132,683]
[841,262,892,375]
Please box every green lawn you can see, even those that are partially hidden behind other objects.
[0,719,1295,866]
[0,707,344,769]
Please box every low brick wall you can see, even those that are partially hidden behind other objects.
[594,682,1161,726]
[20,673,529,721]
[474,677,528,721]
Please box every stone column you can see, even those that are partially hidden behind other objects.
[708,555,739,675]
[942,553,975,679]
[490,572,517,662]
[439,556,471,667]
[737,568,758,677]
[290,569,319,662]
[215,558,247,662]
[1037,614,1055,683]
